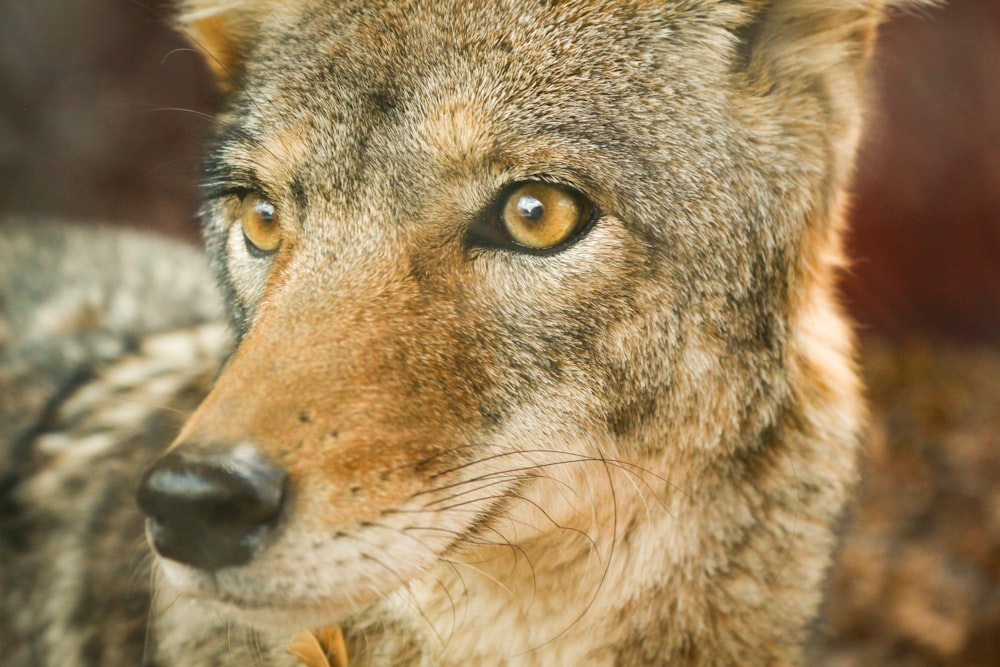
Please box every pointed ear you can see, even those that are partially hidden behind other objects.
[735,0,937,83]
[733,0,938,146]
[735,1,883,82]
[174,1,270,91]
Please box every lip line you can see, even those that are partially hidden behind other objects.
[156,556,376,615]
[155,560,282,611]
[205,590,337,614]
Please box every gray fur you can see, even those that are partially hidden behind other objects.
[0,222,230,666]
[0,1,937,665]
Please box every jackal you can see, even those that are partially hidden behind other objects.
[1,1,932,665]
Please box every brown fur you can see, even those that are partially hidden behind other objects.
[161,1,932,664]
[1,1,937,666]
[818,339,1000,666]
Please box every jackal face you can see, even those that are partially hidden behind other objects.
[138,0,887,633]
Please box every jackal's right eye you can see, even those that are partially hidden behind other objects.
[239,193,281,257]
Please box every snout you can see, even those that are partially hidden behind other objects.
[136,444,287,571]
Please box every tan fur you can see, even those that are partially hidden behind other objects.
[140,1,935,665]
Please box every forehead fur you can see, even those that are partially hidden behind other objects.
[175,0,934,87]
[176,0,934,25]
[181,0,934,232]
[184,0,936,343]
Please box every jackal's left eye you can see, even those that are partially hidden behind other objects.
[240,193,281,257]
[470,181,595,253]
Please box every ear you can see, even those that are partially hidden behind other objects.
[174,1,272,91]
[737,1,874,75]
[735,0,938,85]
[732,0,938,170]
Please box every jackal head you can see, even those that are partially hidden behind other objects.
[136,0,911,643]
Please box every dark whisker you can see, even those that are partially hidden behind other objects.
[517,448,620,655]
[349,540,449,650]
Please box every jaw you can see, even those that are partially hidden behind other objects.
[147,499,470,635]
[146,444,678,664]
[155,550,367,622]
[154,558,359,639]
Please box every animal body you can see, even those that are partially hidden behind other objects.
[0,1,931,665]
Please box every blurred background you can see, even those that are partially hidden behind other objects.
[0,0,997,664]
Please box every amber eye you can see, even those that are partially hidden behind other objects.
[500,182,592,250]
[240,193,281,256]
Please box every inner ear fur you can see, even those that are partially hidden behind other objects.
[734,1,891,81]
[730,0,937,160]
[733,0,936,82]
[174,0,278,91]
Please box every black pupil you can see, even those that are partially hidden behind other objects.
[254,199,275,224]
[516,195,544,222]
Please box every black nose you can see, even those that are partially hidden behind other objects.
[136,445,287,571]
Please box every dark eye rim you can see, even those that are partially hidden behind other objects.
[466,179,600,256]
[244,231,280,258]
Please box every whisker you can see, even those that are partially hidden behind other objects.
[386,503,553,538]
[159,46,203,67]
[417,474,523,507]
[427,448,692,519]
[359,551,447,650]
[515,448,621,656]
[401,523,537,598]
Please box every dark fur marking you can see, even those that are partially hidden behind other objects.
[606,389,660,438]
[730,5,769,75]
[290,178,309,211]
[0,462,35,553]
[1,363,97,554]
[7,364,96,474]
[369,88,402,118]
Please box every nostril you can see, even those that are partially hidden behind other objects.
[136,445,287,571]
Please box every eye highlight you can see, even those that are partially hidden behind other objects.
[499,182,593,251]
[240,193,281,256]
